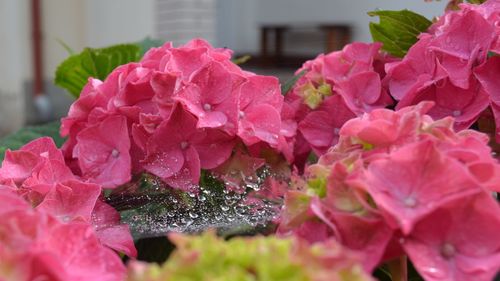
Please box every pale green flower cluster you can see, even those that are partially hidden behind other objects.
[127,231,373,281]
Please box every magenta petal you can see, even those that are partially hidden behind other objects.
[143,147,184,179]
[74,115,131,188]
[299,111,336,148]
[36,180,101,222]
[239,105,282,146]
[193,131,234,169]
[21,137,64,162]
[474,56,500,103]
[0,150,41,184]
[197,110,228,128]
[92,200,137,258]
[363,140,481,234]
[164,146,201,191]
[404,193,500,281]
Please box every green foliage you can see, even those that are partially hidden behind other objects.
[55,44,141,98]
[281,69,307,95]
[368,9,432,57]
[232,55,251,65]
[0,121,64,161]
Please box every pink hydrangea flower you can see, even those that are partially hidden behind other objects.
[73,115,131,188]
[299,95,356,155]
[0,137,137,258]
[280,101,500,276]
[62,39,289,191]
[36,180,101,222]
[358,140,481,234]
[284,42,395,163]
[142,103,235,190]
[175,61,242,133]
[386,1,500,133]
[0,189,126,281]
[403,193,500,281]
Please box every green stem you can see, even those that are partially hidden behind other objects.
[388,256,408,281]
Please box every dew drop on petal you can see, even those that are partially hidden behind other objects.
[452,110,461,117]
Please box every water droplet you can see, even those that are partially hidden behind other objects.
[203,103,212,111]
[452,110,461,117]
[189,212,199,219]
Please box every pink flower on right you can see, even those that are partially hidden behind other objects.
[385,0,500,138]
[279,102,500,280]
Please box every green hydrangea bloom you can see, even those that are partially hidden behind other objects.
[128,232,373,281]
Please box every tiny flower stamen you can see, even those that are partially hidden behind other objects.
[203,103,212,111]
[111,149,120,158]
[180,141,189,150]
[404,197,417,208]
[440,243,456,259]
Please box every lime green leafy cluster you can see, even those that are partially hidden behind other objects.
[127,232,372,281]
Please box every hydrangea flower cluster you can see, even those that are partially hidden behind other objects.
[386,0,500,136]
[61,39,290,191]
[283,42,396,166]
[127,231,373,281]
[279,102,500,281]
[0,137,135,281]
[0,188,126,281]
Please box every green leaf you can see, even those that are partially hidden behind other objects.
[0,121,65,161]
[368,9,432,57]
[232,55,251,65]
[281,70,307,95]
[55,44,141,98]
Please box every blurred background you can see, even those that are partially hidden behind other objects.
[0,0,447,137]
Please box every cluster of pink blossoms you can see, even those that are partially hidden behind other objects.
[0,137,135,280]
[61,39,290,191]
[386,1,500,135]
[283,42,396,167]
[279,102,500,281]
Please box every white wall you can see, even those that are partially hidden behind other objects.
[216,0,448,54]
[42,0,155,77]
[0,0,31,134]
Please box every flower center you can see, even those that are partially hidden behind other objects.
[404,197,417,208]
[440,243,456,259]
[203,103,212,111]
[452,110,461,117]
[238,111,245,119]
[333,128,340,135]
[111,149,120,158]
[180,141,189,150]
